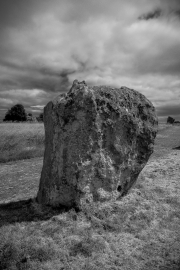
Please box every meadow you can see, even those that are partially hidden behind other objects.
[0,122,180,270]
[0,123,44,163]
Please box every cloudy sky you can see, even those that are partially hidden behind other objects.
[0,0,180,120]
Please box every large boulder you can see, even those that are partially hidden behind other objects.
[37,80,158,208]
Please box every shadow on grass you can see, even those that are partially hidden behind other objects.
[0,198,78,227]
[172,146,180,150]
[160,259,180,270]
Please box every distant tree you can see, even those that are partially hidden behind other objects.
[3,104,27,122]
[3,109,12,121]
[37,112,44,122]
[167,116,175,124]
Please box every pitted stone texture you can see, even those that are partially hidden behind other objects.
[37,80,158,208]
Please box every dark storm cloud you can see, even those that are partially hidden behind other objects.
[139,0,180,21]
[138,9,162,20]
[0,57,75,91]
[139,8,180,21]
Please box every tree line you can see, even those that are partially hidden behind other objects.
[3,104,43,122]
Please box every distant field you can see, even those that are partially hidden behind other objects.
[0,123,44,163]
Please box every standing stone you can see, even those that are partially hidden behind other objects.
[37,80,158,208]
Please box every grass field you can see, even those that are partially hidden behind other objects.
[0,122,180,270]
[0,123,44,163]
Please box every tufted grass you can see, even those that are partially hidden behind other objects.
[0,123,44,163]
[0,123,180,269]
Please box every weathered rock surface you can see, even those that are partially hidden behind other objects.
[37,80,158,208]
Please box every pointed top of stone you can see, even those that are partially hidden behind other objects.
[68,80,87,94]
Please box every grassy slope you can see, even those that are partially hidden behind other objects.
[0,123,44,163]
[0,124,180,270]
